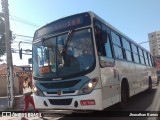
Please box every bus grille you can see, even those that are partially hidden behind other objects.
[40,80,81,89]
[48,98,73,105]
[47,91,75,94]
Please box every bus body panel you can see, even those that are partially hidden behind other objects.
[100,64,120,108]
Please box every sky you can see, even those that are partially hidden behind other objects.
[0,0,160,65]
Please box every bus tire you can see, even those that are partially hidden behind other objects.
[148,77,152,92]
[120,80,129,109]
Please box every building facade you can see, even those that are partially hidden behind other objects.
[148,30,160,57]
[0,63,32,96]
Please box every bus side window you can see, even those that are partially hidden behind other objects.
[99,30,107,56]
[102,25,113,58]
[94,24,104,56]
[94,23,109,56]
[94,20,114,67]
[111,31,124,59]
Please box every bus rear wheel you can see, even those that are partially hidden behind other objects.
[120,81,129,109]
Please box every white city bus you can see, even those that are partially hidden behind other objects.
[32,11,156,110]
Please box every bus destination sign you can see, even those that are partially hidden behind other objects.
[34,13,91,39]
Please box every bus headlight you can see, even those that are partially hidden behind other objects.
[33,85,45,96]
[77,77,99,95]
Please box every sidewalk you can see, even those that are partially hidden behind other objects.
[0,96,8,111]
[0,95,33,111]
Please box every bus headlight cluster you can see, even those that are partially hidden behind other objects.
[33,85,45,96]
[77,77,99,95]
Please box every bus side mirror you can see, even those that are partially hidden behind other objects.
[28,58,32,64]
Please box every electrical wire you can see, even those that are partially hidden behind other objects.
[6,15,39,53]
[13,34,33,38]
[10,17,39,28]
[10,15,40,28]
[12,41,32,44]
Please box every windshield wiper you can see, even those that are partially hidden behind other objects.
[64,30,73,49]
[61,30,73,58]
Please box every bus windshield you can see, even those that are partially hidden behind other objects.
[32,28,95,79]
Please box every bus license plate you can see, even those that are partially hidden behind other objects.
[80,100,95,106]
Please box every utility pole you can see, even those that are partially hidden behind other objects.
[1,0,14,108]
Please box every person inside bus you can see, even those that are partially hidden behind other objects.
[23,76,38,113]
[64,49,74,66]
[60,49,80,69]
[78,50,94,70]
[44,47,50,65]
[94,25,106,56]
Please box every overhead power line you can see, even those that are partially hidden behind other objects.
[12,34,33,44]
[10,17,39,28]
[13,41,32,44]
[139,39,158,44]
[13,34,33,38]
[10,15,40,28]
[13,39,32,43]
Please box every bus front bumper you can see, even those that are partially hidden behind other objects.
[33,89,103,111]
